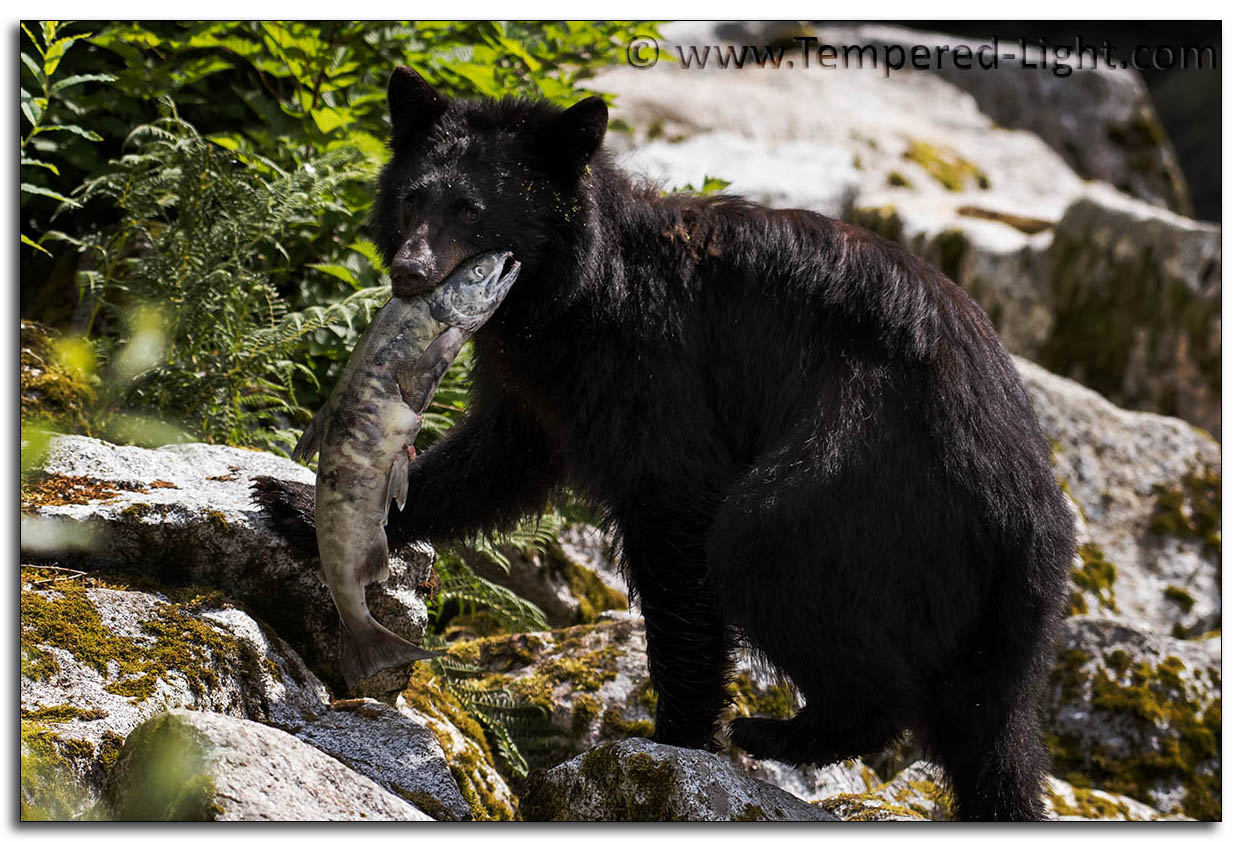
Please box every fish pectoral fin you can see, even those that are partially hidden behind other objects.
[396,327,469,414]
[292,409,327,464]
[386,450,411,513]
[358,530,391,585]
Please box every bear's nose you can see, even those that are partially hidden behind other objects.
[390,256,432,297]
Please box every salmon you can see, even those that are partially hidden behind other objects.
[293,250,520,685]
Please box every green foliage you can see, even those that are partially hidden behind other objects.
[420,511,579,780]
[62,111,385,447]
[665,175,733,196]
[20,21,115,255]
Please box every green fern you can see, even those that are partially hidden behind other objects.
[65,107,379,448]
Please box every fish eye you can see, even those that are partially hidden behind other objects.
[472,265,485,278]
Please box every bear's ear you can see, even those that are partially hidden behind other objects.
[387,66,446,135]
[539,96,609,175]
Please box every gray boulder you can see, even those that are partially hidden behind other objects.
[106,710,432,820]
[19,577,327,818]
[1045,617,1220,819]
[617,131,859,219]
[523,738,835,821]
[1040,185,1221,437]
[596,25,1219,435]
[19,574,468,821]
[294,698,470,821]
[20,434,436,686]
[812,22,1193,215]
[1017,359,1220,636]
[657,21,1192,215]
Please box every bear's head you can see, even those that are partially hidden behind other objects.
[372,66,608,298]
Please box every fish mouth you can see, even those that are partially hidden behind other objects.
[487,251,521,299]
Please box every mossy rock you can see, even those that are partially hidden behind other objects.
[902,141,989,192]
[19,572,327,819]
[1043,617,1220,819]
[19,321,93,433]
[523,739,834,821]
[397,662,519,820]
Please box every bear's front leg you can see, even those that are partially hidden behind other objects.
[619,517,733,750]
[254,391,562,552]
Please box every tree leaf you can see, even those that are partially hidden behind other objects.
[20,156,60,175]
[20,52,45,85]
[21,234,52,255]
[37,123,104,141]
[21,183,79,206]
[49,73,117,94]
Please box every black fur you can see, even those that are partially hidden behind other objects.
[254,68,1076,821]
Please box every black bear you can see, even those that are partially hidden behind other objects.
[254,66,1076,821]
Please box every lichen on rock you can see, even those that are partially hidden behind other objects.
[1044,617,1221,819]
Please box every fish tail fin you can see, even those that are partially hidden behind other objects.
[339,618,441,687]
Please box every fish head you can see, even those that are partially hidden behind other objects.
[426,251,521,331]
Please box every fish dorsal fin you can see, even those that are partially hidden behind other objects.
[291,410,327,464]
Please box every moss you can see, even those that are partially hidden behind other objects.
[1162,586,1196,613]
[21,705,108,723]
[955,204,1056,235]
[570,696,602,739]
[886,171,912,188]
[60,738,96,760]
[401,662,518,821]
[20,720,94,820]
[817,793,923,821]
[1104,648,1132,675]
[448,632,545,671]
[1058,784,1127,819]
[631,677,659,717]
[20,574,268,704]
[737,802,767,821]
[903,141,988,192]
[1045,647,1220,820]
[1069,543,1117,612]
[599,709,654,740]
[848,204,903,244]
[727,674,798,720]
[97,731,125,772]
[1151,469,1221,560]
[204,509,230,532]
[20,472,131,512]
[120,502,153,521]
[577,744,680,821]
[562,560,627,624]
[539,644,622,693]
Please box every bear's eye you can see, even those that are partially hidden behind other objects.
[461,205,481,224]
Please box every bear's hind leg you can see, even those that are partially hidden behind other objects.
[728,686,904,766]
[705,450,917,767]
[922,624,1054,821]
